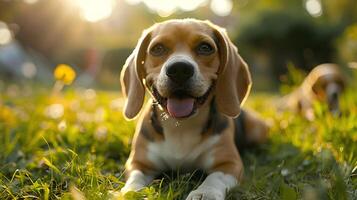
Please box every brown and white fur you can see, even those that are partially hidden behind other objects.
[119,19,269,200]
[279,63,345,120]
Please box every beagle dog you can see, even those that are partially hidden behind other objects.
[120,19,268,200]
[280,63,345,120]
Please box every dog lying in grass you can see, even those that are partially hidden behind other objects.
[279,63,345,120]
[119,19,269,200]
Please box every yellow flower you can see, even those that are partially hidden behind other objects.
[54,64,76,85]
[0,105,16,126]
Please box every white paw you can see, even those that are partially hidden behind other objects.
[120,183,144,194]
[186,187,225,200]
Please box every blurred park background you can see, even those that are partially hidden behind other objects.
[1,1,357,199]
[0,0,356,91]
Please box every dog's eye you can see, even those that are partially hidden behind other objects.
[196,42,214,55]
[150,44,167,56]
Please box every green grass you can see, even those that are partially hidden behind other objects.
[0,82,356,200]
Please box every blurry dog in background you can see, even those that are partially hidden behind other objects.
[279,63,345,120]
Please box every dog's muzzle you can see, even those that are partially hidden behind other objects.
[150,55,212,119]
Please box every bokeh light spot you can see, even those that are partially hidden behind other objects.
[45,104,64,119]
[178,0,207,12]
[23,0,38,4]
[0,22,12,45]
[21,62,37,79]
[125,0,141,5]
[305,0,322,17]
[210,0,233,17]
[83,89,97,100]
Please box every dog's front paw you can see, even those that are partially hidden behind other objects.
[186,187,224,200]
[120,183,144,194]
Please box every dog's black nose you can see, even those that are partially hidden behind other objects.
[166,61,194,83]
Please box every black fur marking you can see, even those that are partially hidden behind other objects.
[150,104,164,135]
[202,100,228,135]
[140,126,154,141]
[234,110,247,152]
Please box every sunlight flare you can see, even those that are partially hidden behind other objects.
[126,0,208,17]
[73,0,115,22]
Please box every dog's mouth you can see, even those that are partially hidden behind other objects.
[151,86,212,119]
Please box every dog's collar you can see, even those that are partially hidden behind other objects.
[201,98,228,135]
[234,110,247,151]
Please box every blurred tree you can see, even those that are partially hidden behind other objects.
[337,23,357,63]
[323,0,357,25]
[1,0,356,89]
[232,0,356,89]
[1,0,88,60]
[99,48,132,89]
[0,1,18,22]
[237,11,341,77]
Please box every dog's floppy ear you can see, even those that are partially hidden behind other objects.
[120,29,152,120]
[212,25,252,118]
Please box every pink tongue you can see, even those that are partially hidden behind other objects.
[167,98,195,118]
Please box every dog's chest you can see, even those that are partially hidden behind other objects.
[147,120,219,171]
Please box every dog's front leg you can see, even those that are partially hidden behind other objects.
[186,171,238,200]
[186,131,243,200]
[121,169,154,193]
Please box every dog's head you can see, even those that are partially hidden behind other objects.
[303,63,345,115]
[120,19,251,120]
